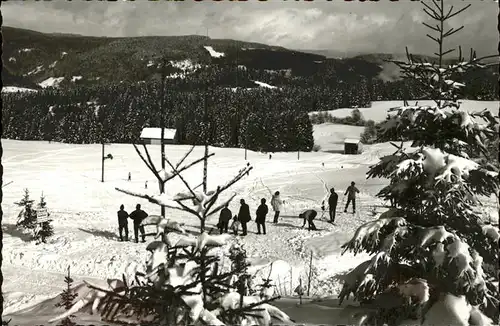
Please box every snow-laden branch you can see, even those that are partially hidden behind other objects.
[115,186,184,210]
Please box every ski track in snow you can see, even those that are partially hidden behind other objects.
[2,131,495,317]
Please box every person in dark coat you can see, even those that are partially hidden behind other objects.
[344,182,360,214]
[218,204,232,234]
[117,204,129,241]
[300,209,318,231]
[328,188,339,223]
[129,204,148,243]
[255,198,269,235]
[237,199,251,236]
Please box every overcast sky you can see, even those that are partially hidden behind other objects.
[2,0,497,56]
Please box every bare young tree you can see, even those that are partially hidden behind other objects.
[117,144,252,232]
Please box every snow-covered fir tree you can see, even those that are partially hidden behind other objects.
[54,266,78,326]
[33,192,54,244]
[339,1,499,325]
[15,188,37,229]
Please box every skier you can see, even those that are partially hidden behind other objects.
[129,204,148,243]
[218,204,232,234]
[128,172,131,182]
[117,204,129,241]
[145,181,148,189]
[300,209,318,231]
[237,199,251,236]
[344,181,360,214]
[328,187,339,223]
[230,215,241,235]
[271,191,284,224]
[255,198,269,235]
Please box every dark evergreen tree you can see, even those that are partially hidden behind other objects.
[34,192,54,244]
[15,188,37,230]
[55,266,78,326]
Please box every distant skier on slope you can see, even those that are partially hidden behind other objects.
[300,209,318,231]
[217,204,232,234]
[344,182,360,214]
[270,191,284,224]
[117,204,129,241]
[129,204,148,243]
[328,187,339,223]
[255,198,269,235]
[237,199,251,236]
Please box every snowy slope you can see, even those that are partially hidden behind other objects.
[1,86,38,93]
[309,100,500,123]
[204,45,225,58]
[2,138,496,324]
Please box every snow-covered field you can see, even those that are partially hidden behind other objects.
[204,45,225,58]
[2,100,498,324]
[2,136,395,323]
[313,123,366,152]
[309,100,499,123]
[1,86,38,93]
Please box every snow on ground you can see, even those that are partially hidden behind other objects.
[71,76,83,82]
[19,48,33,53]
[2,137,393,320]
[309,100,500,122]
[61,51,68,57]
[253,80,278,89]
[2,86,38,93]
[313,123,365,153]
[49,61,58,68]
[26,65,43,76]
[9,57,16,62]
[39,77,65,88]
[204,45,225,58]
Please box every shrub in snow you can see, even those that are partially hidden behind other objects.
[54,266,78,326]
[339,1,499,325]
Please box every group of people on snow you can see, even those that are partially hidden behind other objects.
[117,204,148,243]
[115,182,361,241]
[217,191,285,236]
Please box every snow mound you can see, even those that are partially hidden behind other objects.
[71,76,83,82]
[204,46,225,58]
[39,77,65,88]
[2,87,38,93]
[253,80,277,89]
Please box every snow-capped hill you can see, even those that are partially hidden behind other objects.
[26,65,44,76]
[253,80,278,89]
[39,77,65,88]
[2,86,38,93]
[204,46,225,58]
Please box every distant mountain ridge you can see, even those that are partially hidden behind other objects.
[2,26,498,90]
